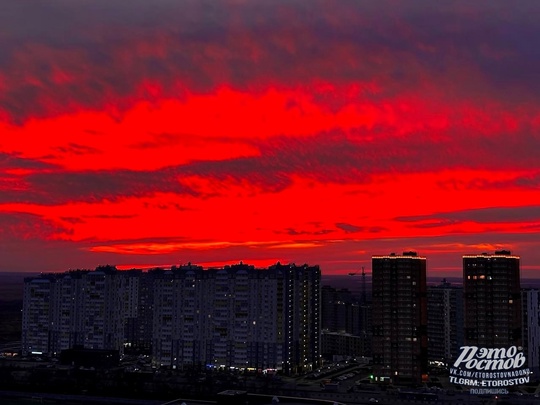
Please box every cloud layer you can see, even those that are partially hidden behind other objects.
[1,1,539,275]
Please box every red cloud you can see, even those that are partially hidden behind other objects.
[1,1,540,275]
[1,1,539,122]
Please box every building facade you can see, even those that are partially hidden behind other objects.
[123,270,154,354]
[22,277,56,356]
[22,262,321,374]
[321,286,359,334]
[151,262,320,373]
[80,268,125,351]
[521,289,540,379]
[463,251,522,348]
[321,331,364,360]
[372,252,428,385]
[22,267,129,357]
[321,285,371,358]
[427,280,463,363]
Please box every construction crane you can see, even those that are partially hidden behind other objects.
[349,266,368,304]
[348,266,364,276]
[349,267,370,344]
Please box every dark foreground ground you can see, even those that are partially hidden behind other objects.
[1,356,540,405]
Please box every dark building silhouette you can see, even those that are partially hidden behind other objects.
[321,286,357,333]
[123,269,154,354]
[321,284,372,359]
[463,251,522,348]
[321,286,371,360]
[522,289,540,380]
[359,301,373,357]
[22,262,320,374]
[321,331,364,359]
[427,280,463,363]
[145,262,321,373]
[372,252,428,385]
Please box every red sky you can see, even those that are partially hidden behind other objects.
[1,1,540,277]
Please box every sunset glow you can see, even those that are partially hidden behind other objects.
[1,1,539,276]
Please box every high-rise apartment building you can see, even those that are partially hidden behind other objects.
[321,286,358,333]
[321,285,371,358]
[359,301,373,357]
[427,280,463,363]
[22,276,56,355]
[372,252,428,385]
[151,262,320,373]
[123,270,153,354]
[463,251,522,347]
[22,262,321,374]
[51,272,85,354]
[81,268,125,351]
[521,289,540,379]
[22,267,130,357]
[282,262,320,373]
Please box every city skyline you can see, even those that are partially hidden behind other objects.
[21,262,322,373]
[1,1,540,276]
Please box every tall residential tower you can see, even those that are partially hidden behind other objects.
[372,252,428,385]
[521,289,540,379]
[427,280,464,363]
[463,251,522,348]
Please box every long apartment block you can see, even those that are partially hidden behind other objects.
[22,262,320,373]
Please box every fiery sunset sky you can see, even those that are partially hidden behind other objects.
[1,1,539,276]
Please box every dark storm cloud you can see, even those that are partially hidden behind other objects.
[53,143,101,156]
[84,214,137,219]
[339,231,540,272]
[221,126,540,186]
[0,153,59,199]
[336,223,386,234]
[336,223,363,233]
[0,152,58,170]
[2,122,539,205]
[463,172,540,190]
[182,155,294,193]
[405,220,459,229]
[129,133,185,149]
[0,211,70,240]
[1,1,539,121]
[0,236,138,273]
[0,168,198,205]
[397,205,540,226]
[283,228,334,236]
